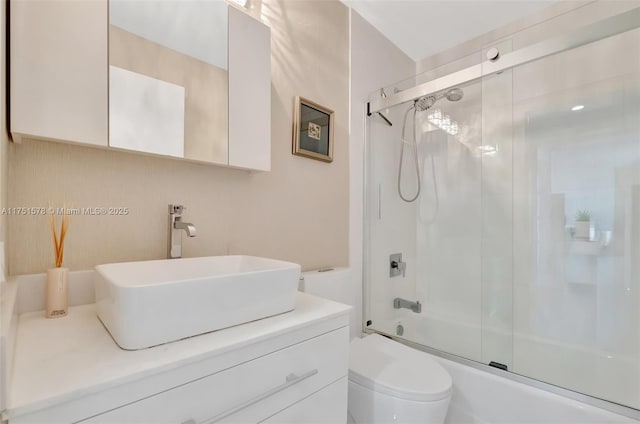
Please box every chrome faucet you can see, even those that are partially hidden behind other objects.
[174,219,196,236]
[168,204,196,259]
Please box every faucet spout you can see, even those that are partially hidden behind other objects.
[168,204,196,259]
[393,298,422,313]
[174,220,197,237]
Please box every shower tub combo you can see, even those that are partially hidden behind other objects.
[363,6,640,422]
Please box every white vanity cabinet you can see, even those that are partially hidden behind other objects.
[9,0,271,171]
[5,293,350,424]
[80,329,347,424]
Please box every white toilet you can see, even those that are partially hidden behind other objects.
[348,334,453,424]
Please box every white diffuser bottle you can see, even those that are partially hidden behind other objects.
[46,267,68,318]
[46,208,70,318]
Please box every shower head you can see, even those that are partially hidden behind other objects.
[440,87,464,102]
[413,87,464,112]
[414,95,437,111]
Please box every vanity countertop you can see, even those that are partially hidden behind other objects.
[7,292,351,420]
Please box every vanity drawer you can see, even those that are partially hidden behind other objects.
[261,377,348,424]
[79,326,349,424]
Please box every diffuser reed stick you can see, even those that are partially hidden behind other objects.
[49,206,69,268]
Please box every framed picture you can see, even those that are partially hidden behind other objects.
[292,96,334,163]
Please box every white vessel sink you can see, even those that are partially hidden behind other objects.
[95,255,301,350]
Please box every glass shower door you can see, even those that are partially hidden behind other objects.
[510,27,640,408]
[365,57,514,367]
[365,72,490,363]
[365,11,640,411]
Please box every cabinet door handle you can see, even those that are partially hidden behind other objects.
[205,369,318,423]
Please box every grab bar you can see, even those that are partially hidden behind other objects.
[202,369,318,423]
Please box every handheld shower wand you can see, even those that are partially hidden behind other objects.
[397,88,464,206]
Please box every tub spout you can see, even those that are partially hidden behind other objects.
[393,298,422,313]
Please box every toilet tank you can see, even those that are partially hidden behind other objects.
[299,267,358,339]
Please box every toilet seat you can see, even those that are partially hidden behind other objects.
[349,334,453,402]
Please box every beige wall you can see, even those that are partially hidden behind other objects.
[7,0,349,275]
[1,0,8,279]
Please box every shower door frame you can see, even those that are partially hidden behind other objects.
[362,6,640,420]
[367,8,640,115]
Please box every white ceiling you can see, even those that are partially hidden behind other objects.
[342,0,558,61]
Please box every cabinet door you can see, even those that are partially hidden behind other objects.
[9,0,108,146]
[261,377,348,424]
[228,6,271,171]
[108,0,229,164]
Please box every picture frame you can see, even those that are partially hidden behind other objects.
[292,96,334,163]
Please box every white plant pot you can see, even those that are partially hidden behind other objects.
[574,221,591,240]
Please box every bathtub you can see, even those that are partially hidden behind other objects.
[370,311,639,423]
[432,352,638,424]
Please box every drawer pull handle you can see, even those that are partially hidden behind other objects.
[206,369,318,423]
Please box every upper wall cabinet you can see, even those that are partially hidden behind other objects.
[227,4,271,171]
[9,0,108,147]
[9,0,271,171]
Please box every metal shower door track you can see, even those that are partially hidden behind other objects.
[367,7,640,114]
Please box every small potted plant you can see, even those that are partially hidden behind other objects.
[574,210,592,240]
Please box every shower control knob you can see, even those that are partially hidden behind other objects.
[389,253,406,277]
[486,47,500,61]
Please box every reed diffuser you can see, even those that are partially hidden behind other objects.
[46,207,69,318]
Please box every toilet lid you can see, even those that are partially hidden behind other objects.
[349,334,453,402]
